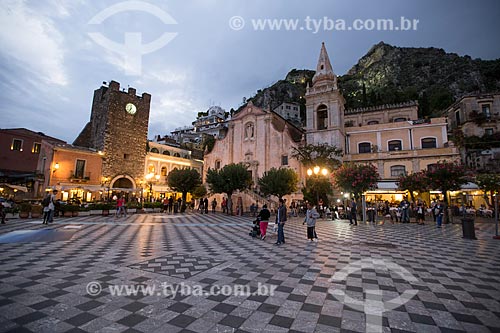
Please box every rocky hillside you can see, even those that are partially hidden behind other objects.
[245,42,500,117]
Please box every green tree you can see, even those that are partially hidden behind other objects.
[191,185,208,200]
[333,163,380,200]
[258,168,298,200]
[205,163,252,215]
[476,173,500,207]
[302,177,333,206]
[396,171,430,202]
[167,168,202,212]
[426,161,467,223]
[291,143,343,171]
[202,135,216,154]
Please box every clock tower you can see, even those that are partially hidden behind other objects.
[74,80,151,189]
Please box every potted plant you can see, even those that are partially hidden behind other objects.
[31,204,43,218]
[60,204,80,217]
[19,203,32,219]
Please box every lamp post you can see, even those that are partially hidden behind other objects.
[306,166,329,206]
[145,173,160,202]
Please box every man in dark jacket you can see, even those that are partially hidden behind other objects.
[275,199,287,245]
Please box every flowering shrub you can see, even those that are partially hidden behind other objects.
[397,171,430,201]
[333,163,380,198]
[426,161,467,193]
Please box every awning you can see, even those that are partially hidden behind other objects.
[0,183,28,192]
[152,185,172,192]
[56,184,106,191]
[376,182,399,190]
[461,182,479,190]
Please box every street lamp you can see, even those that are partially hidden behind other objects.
[145,173,160,202]
[306,165,329,206]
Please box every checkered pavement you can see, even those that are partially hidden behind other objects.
[0,212,499,332]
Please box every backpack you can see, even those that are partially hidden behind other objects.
[42,195,51,207]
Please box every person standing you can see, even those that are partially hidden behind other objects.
[435,201,444,228]
[47,190,58,223]
[168,196,174,213]
[0,202,6,224]
[303,202,319,241]
[204,197,209,214]
[257,204,271,240]
[211,198,217,213]
[221,197,227,214]
[400,197,410,223]
[349,200,358,225]
[381,201,391,225]
[430,199,437,222]
[199,198,204,214]
[416,201,425,225]
[275,199,287,245]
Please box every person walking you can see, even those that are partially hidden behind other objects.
[257,204,271,240]
[275,199,287,245]
[116,195,127,218]
[303,202,319,241]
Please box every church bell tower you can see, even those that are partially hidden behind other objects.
[305,43,345,151]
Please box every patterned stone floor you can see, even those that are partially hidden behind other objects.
[0,212,499,332]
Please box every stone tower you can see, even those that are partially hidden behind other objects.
[305,43,345,151]
[74,80,151,189]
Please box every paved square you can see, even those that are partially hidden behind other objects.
[0,213,499,332]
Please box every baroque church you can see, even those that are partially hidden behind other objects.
[204,43,458,207]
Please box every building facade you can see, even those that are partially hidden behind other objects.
[203,43,461,208]
[0,128,65,199]
[445,92,500,173]
[144,141,203,200]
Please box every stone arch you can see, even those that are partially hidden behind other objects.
[110,175,136,189]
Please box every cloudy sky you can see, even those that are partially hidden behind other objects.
[1,0,499,143]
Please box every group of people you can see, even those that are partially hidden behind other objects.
[251,199,320,244]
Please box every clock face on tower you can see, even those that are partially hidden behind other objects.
[125,103,137,115]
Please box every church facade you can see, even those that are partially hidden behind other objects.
[203,43,459,206]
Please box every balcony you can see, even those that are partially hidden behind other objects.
[69,172,91,183]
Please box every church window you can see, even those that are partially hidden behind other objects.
[215,160,221,170]
[393,117,406,122]
[163,150,170,156]
[148,164,155,173]
[150,148,159,153]
[317,105,328,130]
[174,153,181,157]
[485,128,494,136]
[161,166,167,176]
[358,142,371,154]
[388,140,402,151]
[281,155,288,166]
[367,120,379,125]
